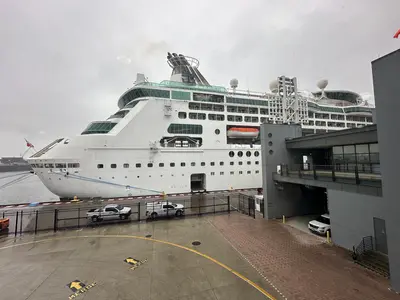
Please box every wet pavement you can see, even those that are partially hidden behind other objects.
[0,214,280,300]
[211,213,399,300]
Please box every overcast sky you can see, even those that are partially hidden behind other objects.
[0,0,399,156]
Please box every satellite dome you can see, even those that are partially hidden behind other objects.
[269,80,278,93]
[230,78,239,89]
[317,79,328,90]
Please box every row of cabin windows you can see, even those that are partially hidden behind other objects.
[97,160,260,169]
[178,112,267,124]
[178,112,224,121]
[308,111,373,123]
[211,170,260,175]
[32,163,80,168]
[188,102,224,112]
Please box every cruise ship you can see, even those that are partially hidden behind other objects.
[27,52,374,199]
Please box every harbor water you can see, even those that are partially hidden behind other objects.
[0,172,58,205]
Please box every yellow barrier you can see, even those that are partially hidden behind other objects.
[326,230,331,244]
[282,215,286,224]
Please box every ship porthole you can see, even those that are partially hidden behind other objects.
[269,150,274,155]
[215,129,220,135]
[268,133,272,138]
[229,151,234,157]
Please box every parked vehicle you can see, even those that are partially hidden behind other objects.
[146,201,185,219]
[0,218,9,232]
[87,204,132,222]
[308,214,331,235]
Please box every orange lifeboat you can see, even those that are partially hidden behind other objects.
[227,127,259,138]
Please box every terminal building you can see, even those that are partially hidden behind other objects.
[260,48,400,292]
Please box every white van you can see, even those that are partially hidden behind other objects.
[146,201,185,219]
[308,214,331,235]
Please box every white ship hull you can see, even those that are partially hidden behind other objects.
[27,52,374,199]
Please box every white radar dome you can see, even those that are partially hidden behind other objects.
[230,78,239,89]
[317,79,328,90]
[269,80,279,93]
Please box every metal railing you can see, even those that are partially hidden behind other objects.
[277,164,381,186]
[352,236,374,260]
[0,196,231,236]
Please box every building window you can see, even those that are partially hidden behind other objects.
[255,170,259,174]
[159,163,164,167]
[167,123,203,134]
[255,161,259,165]
[201,162,205,166]
[239,171,243,174]
[97,164,104,169]
[247,161,251,165]
[211,172,215,176]
[178,112,187,119]
[148,163,153,167]
[172,90,191,100]
[254,151,260,157]
[170,162,175,167]
[123,163,129,168]
[111,164,117,168]
[219,161,224,166]
[220,171,224,175]
[81,122,117,135]
[239,162,243,165]
[238,151,243,157]
[211,162,215,166]
[230,171,234,175]
[136,163,141,168]
[191,162,195,166]
[247,171,251,174]
[246,151,251,157]
[229,151,234,157]
[230,162,234,166]
[181,162,186,167]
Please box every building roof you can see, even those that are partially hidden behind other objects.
[285,124,377,149]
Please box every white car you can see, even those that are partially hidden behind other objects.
[87,204,132,222]
[308,214,331,235]
[146,201,185,219]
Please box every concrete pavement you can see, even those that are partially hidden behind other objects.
[0,215,280,300]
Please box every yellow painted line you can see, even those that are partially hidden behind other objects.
[0,234,276,299]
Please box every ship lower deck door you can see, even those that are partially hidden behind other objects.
[191,174,205,192]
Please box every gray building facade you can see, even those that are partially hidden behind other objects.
[260,48,400,292]
[372,49,400,291]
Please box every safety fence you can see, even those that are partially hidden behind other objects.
[237,193,264,219]
[0,196,231,236]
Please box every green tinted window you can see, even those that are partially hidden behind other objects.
[171,90,191,100]
[167,124,203,134]
[82,122,117,135]
[120,88,170,107]
[226,97,269,107]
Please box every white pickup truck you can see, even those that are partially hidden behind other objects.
[87,204,132,222]
[146,201,185,219]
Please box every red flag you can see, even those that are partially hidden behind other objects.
[394,29,400,38]
[25,138,34,148]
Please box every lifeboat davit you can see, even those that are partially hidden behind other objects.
[227,127,259,138]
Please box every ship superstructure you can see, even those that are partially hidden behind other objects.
[27,52,374,199]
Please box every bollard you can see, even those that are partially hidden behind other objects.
[326,230,331,244]
[227,196,231,213]
[282,215,286,224]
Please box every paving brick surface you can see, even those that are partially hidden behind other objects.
[210,213,399,300]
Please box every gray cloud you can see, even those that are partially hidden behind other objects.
[0,0,399,155]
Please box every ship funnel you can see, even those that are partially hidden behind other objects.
[167,52,210,86]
